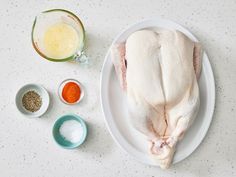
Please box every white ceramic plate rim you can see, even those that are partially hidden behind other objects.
[100,18,215,166]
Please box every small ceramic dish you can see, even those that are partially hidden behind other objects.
[58,79,84,105]
[15,84,50,118]
[52,114,87,149]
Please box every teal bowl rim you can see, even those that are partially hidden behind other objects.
[52,114,87,149]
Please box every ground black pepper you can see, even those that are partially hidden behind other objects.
[22,90,42,112]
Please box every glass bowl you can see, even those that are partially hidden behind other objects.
[31,9,88,63]
[58,79,84,105]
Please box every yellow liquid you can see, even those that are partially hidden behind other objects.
[43,23,79,59]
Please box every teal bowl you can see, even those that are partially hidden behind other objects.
[53,114,87,149]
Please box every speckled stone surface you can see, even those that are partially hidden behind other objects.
[0,0,235,176]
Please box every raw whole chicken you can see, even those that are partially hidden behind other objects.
[111,29,202,169]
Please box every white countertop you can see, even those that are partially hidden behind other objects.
[0,0,235,176]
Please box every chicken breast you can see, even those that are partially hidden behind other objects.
[111,29,201,169]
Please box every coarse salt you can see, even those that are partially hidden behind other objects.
[59,120,84,143]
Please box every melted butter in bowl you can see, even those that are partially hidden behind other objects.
[43,22,80,59]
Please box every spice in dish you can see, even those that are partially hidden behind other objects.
[22,90,42,112]
[62,82,81,103]
[59,120,83,143]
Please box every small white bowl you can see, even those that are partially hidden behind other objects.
[58,79,84,105]
[15,84,50,118]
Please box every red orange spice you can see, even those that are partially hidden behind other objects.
[62,82,81,103]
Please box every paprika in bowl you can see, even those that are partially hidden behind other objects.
[58,79,84,105]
